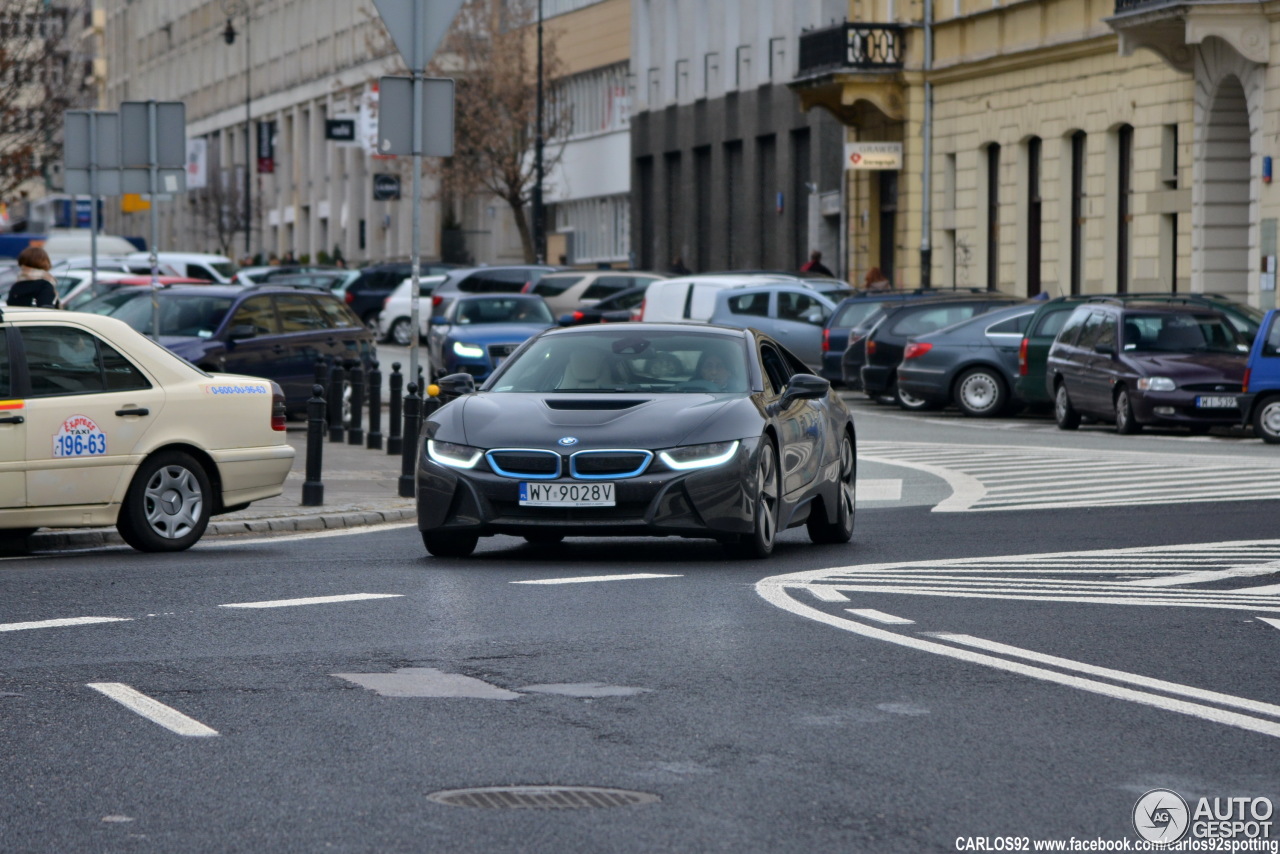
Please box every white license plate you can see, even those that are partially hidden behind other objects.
[519,482,615,507]
[1196,395,1238,408]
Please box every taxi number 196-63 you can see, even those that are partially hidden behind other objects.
[519,482,615,507]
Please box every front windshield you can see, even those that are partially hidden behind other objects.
[489,330,751,394]
[211,261,238,279]
[1123,313,1248,354]
[84,290,235,338]
[454,297,554,326]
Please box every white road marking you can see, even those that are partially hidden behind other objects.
[203,521,416,548]
[857,479,902,501]
[512,573,682,585]
[86,683,219,737]
[1126,562,1280,588]
[0,616,132,632]
[219,593,404,609]
[845,608,914,625]
[1260,617,1280,631]
[1239,582,1280,596]
[807,586,850,602]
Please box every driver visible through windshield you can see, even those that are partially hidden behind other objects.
[489,330,750,394]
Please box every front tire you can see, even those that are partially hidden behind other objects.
[390,318,413,346]
[808,433,855,545]
[117,451,212,552]
[954,367,1009,417]
[1114,388,1141,434]
[421,530,479,557]
[1054,383,1080,430]
[1253,396,1280,444]
[723,439,779,559]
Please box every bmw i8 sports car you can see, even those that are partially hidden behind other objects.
[415,324,856,558]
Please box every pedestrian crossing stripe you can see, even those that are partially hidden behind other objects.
[859,441,1280,512]
[767,539,1280,613]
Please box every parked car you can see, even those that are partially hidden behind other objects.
[527,270,666,317]
[707,284,837,371]
[1240,308,1280,443]
[860,294,1027,408]
[376,275,449,345]
[557,285,648,326]
[75,284,373,415]
[897,303,1040,417]
[1047,301,1250,434]
[639,274,792,323]
[428,265,562,316]
[1016,293,1264,406]
[266,270,361,297]
[125,251,237,283]
[339,262,458,330]
[62,275,214,312]
[417,323,855,558]
[426,293,556,381]
[0,306,294,551]
[233,264,345,285]
[826,288,987,385]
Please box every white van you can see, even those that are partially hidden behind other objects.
[40,229,140,259]
[639,274,793,323]
[125,251,237,283]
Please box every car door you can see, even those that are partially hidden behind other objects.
[1066,311,1109,414]
[983,309,1035,377]
[220,294,283,387]
[17,323,164,508]
[274,293,336,402]
[773,289,832,369]
[760,342,820,496]
[312,294,368,373]
[0,329,23,509]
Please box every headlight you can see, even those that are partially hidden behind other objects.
[426,439,483,469]
[1137,377,1176,392]
[452,341,485,358]
[658,440,740,471]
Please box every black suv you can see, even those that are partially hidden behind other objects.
[859,293,1025,408]
[344,262,459,329]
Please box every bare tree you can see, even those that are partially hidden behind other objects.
[0,1,93,206]
[189,169,252,258]
[427,0,570,263]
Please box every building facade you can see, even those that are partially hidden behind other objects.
[630,0,849,277]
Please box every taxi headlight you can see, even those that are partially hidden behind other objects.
[427,439,483,469]
[1137,377,1176,392]
[452,341,485,358]
[658,440,740,471]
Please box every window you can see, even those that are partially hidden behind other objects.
[1094,315,1118,352]
[0,330,9,398]
[1070,132,1087,296]
[553,62,629,138]
[1262,317,1280,357]
[276,295,329,332]
[315,298,358,328]
[533,276,584,297]
[21,327,148,397]
[1116,125,1133,293]
[553,195,631,264]
[229,296,279,336]
[777,291,829,325]
[727,293,770,317]
[1076,312,1108,351]
[1026,137,1042,297]
[580,276,633,301]
[760,344,792,396]
[1056,309,1090,347]
[1033,308,1073,338]
[986,144,1000,291]
[987,313,1032,336]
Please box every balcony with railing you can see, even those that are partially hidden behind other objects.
[1106,1,1269,72]
[791,22,906,124]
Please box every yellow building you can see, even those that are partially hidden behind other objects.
[795,0,1275,309]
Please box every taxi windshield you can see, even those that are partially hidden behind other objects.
[488,330,750,394]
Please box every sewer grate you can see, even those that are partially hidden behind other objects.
[427,786,659,810]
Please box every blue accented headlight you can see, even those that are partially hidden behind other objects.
[658,440,740,471]
[427,439,483,469]
[453,341,485,358]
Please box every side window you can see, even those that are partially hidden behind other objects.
[760,344,793,395]
[1055,309,1090,346]
[20,327,146,396]
[1264,316,1280,357]
[580,277,631,300]
[0,329,9,398]
[276,294,329,332]
[533,276,582,297]
[315,297,357,328]
[987,313,1033,335]
[1033,307,1072,338]
[229,296,279,335]
[1094,315,1118,352]
[778,291,830,325]
[727,293,769,317]
[1075,312,1106,350]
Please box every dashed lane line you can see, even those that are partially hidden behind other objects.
[219,593,404,609]
[86,683,219,737]
[512,573,683,585]
[0,616,132,632]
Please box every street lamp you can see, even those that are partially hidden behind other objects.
[221,0,252,259]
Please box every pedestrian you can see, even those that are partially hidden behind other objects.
[6,246,61,308]
[669,255,691,275]
[800,250,834,278]
[282,251,297,265]
[863,266,891,291]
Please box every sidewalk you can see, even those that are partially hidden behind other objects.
[25,421,417,551]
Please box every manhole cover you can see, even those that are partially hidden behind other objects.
[427,786,659,810]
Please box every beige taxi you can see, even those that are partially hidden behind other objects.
[0,306,295,551]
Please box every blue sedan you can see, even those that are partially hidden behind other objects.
[427,294,556,381]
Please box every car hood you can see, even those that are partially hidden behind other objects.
[445,323,552,343]
[1127,350,1247,382]
[447,393,743,450]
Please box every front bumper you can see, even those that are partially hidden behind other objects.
[1130,390,1244,427]
[416,438,760,539]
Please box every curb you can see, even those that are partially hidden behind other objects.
[19,506,417,552]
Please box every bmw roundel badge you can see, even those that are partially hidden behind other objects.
[558,437,579,446]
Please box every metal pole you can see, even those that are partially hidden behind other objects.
[408,2,425,388]
[89,113,98,290]
[399,382,421,498]
[148,100,161,341]
[387,361,403,455]
[920,1,934,290]
[301,384,325,506]
[244,4,252,258]
[366,360,383,450]
[533,0,545,264]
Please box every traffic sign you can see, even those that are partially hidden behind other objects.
[120,100,188,194]
[373,174,402,201]
[377,76,455,157]
[373,0,464,72]
[64,111,123,196]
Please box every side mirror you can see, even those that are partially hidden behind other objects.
[434,372,476,400]
[228,324,257,341]
[781,373,830,407]
[1093,342,1115,356]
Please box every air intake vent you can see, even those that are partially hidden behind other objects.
[545,399,647,410]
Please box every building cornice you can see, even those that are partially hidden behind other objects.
[926,35,1123,86]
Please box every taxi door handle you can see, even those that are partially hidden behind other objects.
[0,415,23,424]
[115,408,150,417]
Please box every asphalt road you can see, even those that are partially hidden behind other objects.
[3,396,1279,853]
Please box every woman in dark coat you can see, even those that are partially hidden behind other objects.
[6,246,61,308]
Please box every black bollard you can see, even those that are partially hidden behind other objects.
[399,382,421,498]
[347,358,365,445]
[366,360,383,450]
[328,360,346,442]
[387,362,403,455]
[302,384,326,506]
[314,356,329,389]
